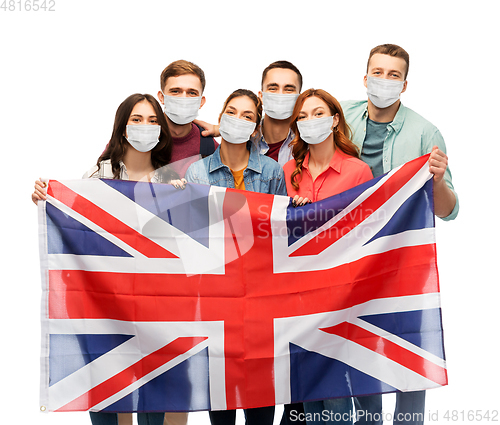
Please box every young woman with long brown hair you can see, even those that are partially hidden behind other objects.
[32,93,177,204]
[31,93,179,425]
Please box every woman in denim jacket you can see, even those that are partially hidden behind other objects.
[183,89,286,197]
[177,89,285,425]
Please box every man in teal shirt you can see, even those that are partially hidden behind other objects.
[341,44,458,425]
[342,44,458,221]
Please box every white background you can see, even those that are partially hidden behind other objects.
[0,1,498,424]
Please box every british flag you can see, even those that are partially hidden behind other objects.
[38,153,447,413]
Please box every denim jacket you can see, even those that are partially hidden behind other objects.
[185,144,287,196]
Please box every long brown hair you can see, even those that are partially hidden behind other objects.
[97,93,174,179]
[289,89,360,190]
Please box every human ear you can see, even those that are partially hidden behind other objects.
[401,80,408,94]
[157,90,165,104]
[200,96,206,109]
[332,113,340,129]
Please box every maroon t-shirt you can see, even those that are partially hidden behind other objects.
[265,139,286,162]
[170,124,218,178]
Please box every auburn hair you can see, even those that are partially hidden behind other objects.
[289,89,360,190]
[97,93,175,180]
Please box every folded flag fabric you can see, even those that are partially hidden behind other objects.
[38,153,446,413]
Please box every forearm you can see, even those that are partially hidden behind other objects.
[433,179,456,218]
[193,119,220,137]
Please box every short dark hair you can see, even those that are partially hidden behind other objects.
[261,60,303,91]
[367,44,410,79]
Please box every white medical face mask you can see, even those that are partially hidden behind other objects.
[366,76,405,109]
[262,92,299,120]
[296,115,334,145]
[125,124,161,152]
[162,94,202,125]
[219,114,256,145]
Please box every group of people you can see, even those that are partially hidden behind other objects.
[32,44,459,425]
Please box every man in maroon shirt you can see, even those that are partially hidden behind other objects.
[157,60,218,177]
[256,60,302,166]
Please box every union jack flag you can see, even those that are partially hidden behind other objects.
[38,154,447,413]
